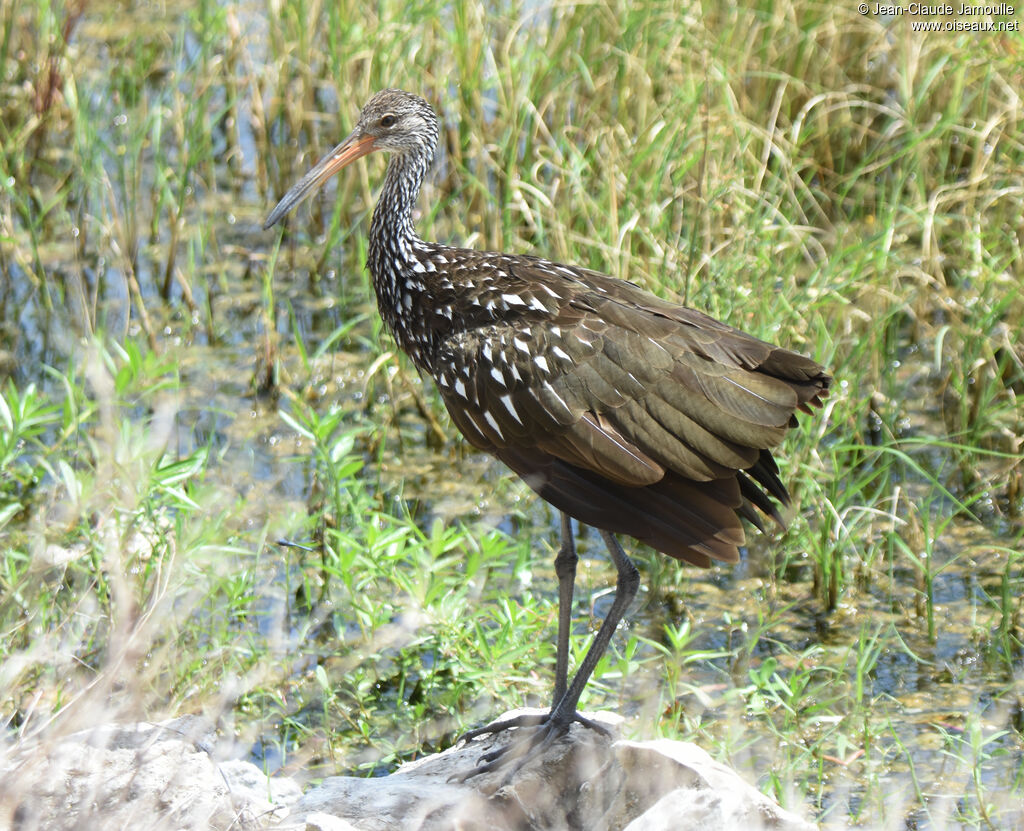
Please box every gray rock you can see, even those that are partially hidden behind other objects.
[1,716,301,830]
[303,811,386,831]
[616,740,814,830]
[1,710,812,831]
[277,709,813,831]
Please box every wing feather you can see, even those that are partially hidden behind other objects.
[429,252,830,565]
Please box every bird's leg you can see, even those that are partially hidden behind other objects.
[457,527,639,780]
[455,516,584,747]
[545,529,639,728]
[551,512,578,706]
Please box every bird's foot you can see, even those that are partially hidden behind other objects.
[453,707,611,784]
[458,708,610,746]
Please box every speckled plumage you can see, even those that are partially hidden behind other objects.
[266,89,831,773]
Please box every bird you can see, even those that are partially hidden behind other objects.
[264,88,831,777]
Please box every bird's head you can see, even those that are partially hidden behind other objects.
[264,88,438,230]
[355,88,438,156]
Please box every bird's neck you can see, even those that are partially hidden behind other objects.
[369,152,425,250]
[366,150,441,369]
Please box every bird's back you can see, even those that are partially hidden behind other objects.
[407,245,830,566]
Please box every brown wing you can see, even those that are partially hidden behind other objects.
[431,254,830,567]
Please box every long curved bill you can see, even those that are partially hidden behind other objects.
[263,130,377,229]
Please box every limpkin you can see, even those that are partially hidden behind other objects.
[265,89,830,775]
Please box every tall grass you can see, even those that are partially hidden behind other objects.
[1,0,1022,827]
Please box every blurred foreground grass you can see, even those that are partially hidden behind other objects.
[1,0,1023,827]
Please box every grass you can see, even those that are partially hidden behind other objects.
[2,0,1023,828]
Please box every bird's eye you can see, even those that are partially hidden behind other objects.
[380,114,397,128]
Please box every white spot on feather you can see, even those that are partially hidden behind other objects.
[499,394,523,425]
[482,410,504,440]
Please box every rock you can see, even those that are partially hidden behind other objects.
[303,813,369,831]
[1,716,301,831]
[275,709,813,831]
[616,741,814,830]
[1,710,812,831]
